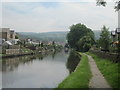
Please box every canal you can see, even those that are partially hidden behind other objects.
[1,51,70,88]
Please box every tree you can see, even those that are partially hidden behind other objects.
[67,23,95,51]
[15,35,19,39]
[52,41,56,50]
[98,25,110,51]
[96,0,106,6]
[41,42,44,47]
[96,0,120,11]
[38,41,40,47]
[77,34,94,52]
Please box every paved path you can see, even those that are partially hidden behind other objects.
[85,54,111,88]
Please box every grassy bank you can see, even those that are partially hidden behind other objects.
[86,52,120,88]
[57,53,92,88]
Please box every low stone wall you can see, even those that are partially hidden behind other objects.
[2,52,34,58]
[9,45,20,49]
[6,49,20,55]
[90,50,120,63]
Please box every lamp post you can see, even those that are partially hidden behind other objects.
[111,31,116,52]
[116,28,120,53]
[111,31,116,42]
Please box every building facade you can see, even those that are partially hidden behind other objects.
[0,28,16,41]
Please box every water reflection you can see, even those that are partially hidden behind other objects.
[2,54,44,72]
[66,50,81,73]
[51,51,56,59]
[2,51,69,88]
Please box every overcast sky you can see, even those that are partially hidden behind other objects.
[1,0,118,32]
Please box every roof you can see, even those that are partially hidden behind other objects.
[3,41,12,45]
[0,38,5,45]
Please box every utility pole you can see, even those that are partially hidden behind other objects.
[118,10,120,53]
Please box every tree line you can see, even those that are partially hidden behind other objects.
[67,23,95,52]
[67,23,118,53]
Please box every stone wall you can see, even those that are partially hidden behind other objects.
[90,50,120,63]
[6,49,20,55]
[9,45,20,49]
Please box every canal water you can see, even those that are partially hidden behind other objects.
[1,51,70,88]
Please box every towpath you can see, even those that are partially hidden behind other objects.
[85,54,111,88]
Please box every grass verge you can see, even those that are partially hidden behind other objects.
[57,53,92,88]
[86,52,120,88]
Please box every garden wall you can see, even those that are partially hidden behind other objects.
[90,50,120,63]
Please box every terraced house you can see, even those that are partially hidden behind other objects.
[0,28,20,55]
[0,28,16,41]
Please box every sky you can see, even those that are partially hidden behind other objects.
[1,0,118,32]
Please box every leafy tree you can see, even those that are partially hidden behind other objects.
[96,0,120,11]
[23,40,26,47]
[67,23,95,51]
[77,35,94,52]
[52,41,56,50]
[96,0,107,6]
[98,25,110,51]
[15,35,19,39]
[38,41,41,47]
[41,42,44,47]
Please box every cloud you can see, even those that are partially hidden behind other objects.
[1,0,114,2]
[2,2,117,32]
[0,2,2,27]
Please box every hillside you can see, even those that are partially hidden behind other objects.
[18,31,68,43]
[17,30,101,43]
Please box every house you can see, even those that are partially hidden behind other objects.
[0,28,16,41]
[0,38,5,46]
[3,41,13,46]
[0,28,21,54]
[9,39,20,45]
